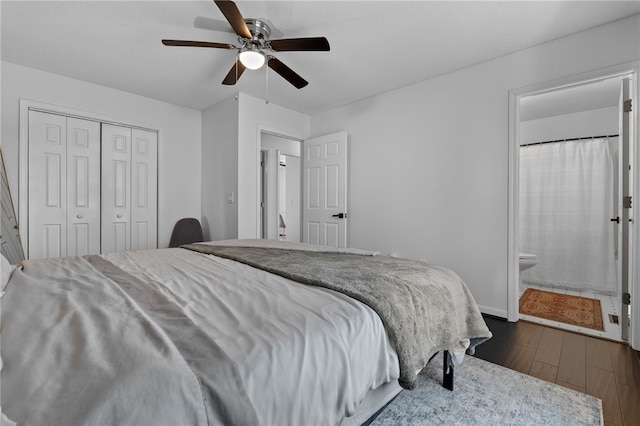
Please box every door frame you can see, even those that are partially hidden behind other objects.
[507,62,640,350]
[18,99,159,257]
[256,127,304,239]
[260,148,268,239]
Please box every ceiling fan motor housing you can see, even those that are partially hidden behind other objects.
[245,19,271,42]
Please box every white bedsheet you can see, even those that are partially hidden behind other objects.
[102,248,400,425]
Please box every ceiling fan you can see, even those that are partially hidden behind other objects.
[162,0,330,89]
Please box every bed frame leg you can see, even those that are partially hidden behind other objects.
[443,350,454,391]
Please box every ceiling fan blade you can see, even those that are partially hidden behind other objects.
[222,60,247,85]
[269,37,330,52]
[214,0,252,39]
[268,57,308,89]
[162,39,235,49]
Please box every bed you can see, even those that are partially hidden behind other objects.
[1,239,491,425]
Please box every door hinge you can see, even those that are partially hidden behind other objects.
[623,99,632,112]
[622,292,631,305]
[623,196,632,209]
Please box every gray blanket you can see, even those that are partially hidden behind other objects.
[183,244,492,389]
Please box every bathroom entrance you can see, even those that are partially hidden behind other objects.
[510,69,636,343]
[259,132,302,242]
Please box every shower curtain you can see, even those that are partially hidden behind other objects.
[519,137,617,293]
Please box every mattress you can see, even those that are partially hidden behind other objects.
[1,246,400,425]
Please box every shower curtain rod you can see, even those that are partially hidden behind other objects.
[521,134,619,147]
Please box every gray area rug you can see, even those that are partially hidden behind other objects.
[371,355,603,425]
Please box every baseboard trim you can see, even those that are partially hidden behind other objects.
[479,305,508,320]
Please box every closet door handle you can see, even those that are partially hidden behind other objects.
[76,214,83,219]
[116,214,123,219]
[610,216,620,224]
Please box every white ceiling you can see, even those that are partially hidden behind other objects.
[2,1,639,115]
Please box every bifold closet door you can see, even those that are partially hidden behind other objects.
[101,124,132,253]
[130,128,158,250]
[28,111,100,259]
[67,117,101,256]
[101,124,158,253]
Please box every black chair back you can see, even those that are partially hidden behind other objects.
[169,218,204,247]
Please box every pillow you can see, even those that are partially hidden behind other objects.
[1,254,13,292]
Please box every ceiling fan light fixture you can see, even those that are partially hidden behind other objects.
[162,1,324,88]
[239,45,265,70]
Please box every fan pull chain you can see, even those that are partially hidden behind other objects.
[265,57,269,104]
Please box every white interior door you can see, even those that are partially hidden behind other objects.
[24,105,158,258]
[28,111,68,259]
[619,77,632,341]
[66,117,101,256]
[302,131,348,247]
[101,124,131,254]
[130,128,158,250]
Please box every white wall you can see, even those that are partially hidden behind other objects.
[237,93,309,238]
[520,106,618,144]
[310,14,640,317]
[201,95,239,241]
[1,61,202,249]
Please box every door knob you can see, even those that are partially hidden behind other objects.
[76,214,83,219]
[116,214,123,219]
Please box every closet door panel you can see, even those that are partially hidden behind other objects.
[27,110,158,257]
[28,111,67,259]
[67,117,101,256]
[131,129,158,250]
[101,124,131,254]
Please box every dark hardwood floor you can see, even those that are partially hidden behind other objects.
[474,315,640,426]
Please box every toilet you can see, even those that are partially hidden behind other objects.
[519,252,537,292]
[519,252,537,272]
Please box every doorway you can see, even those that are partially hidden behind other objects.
[508,66,638,348]
[259,132,302,242]
[519,78,622,340]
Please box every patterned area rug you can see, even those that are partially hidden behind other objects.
[519,288,604,331]
[371,355,603,425]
